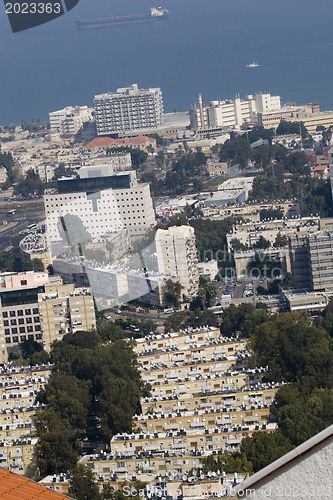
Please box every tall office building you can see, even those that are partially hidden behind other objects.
[94,84,163,136]
[308,231,333,291]
[155,225,199,297]
[44,167,155,245]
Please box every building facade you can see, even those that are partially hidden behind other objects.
[155,226,199,297]
[44,170,156,244]
[190,93,281,131]
[0,272,96,356]
[49,106,94,135]
[38,283,96,351]
[94,84,163,136]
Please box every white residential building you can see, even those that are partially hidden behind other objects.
[197,259,219,281]
[49,106,94,135]
[94,84,163,136]
[155,225,199,296]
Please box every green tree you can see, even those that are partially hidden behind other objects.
[253,236,271,250]
[164,279,183,307]
[273,234,289,248]
[230,238,248,252]
[30,257,44,271]
[13,169,44,197]
[68,464,102,500]
[164,311,187,333]
[53,164,75,180]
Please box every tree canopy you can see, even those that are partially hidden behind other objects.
[215,303,333,473]
[35,327,149,476]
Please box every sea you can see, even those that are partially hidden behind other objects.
[0,0,333,126]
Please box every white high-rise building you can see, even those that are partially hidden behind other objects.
[49,105,94,135]
[155,225,199,297]
[44,168,156,245]
[94,84,163,136]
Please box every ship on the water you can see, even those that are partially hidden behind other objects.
[246,62,260,68]
[76,6,169,30]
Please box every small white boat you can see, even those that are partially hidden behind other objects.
[246,62,260,68]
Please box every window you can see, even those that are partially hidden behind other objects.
[12,328,18,334]
[27,326,33,333]
[4,320,9,327]
[20,336,26,342]
[33,308,39,315]
[17,310,23,316]
[18,318,24,325]
[12,336,18,343]
[10,319,17,326]
[25,309,31,315]
[35,325,41,331]
[26,318,32,324]
[19,327,26,334]
[10,311,16,317]
[34,317,40,323]
[3,312,8,318]
[4,329,10,335]
[20,280,27,286]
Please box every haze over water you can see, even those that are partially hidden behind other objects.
[0,0,333,125]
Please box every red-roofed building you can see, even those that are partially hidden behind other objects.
[311,164,329,179]
[0,467,71,499]
[84,135,156,152]
[83,137,117,150]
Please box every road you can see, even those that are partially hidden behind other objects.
[0,199,45,251]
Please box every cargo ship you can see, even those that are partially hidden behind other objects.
[76,6,169,30]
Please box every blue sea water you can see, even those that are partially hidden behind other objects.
[0,0,333,125]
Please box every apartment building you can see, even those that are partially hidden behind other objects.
[138,337,246,372]
[49,106,94,135]
[135,327,222,355]
[94,84,163,136]
[134,404,272,434]
[0,437,38,476]
[155,226,199,297]
[61,326,279,484]
[120,329,278,464]
[308,231,333,291]
[38,283,96,351]
[149,367,267,399]
[141,384,277,416]
[0,364,51,476]
[0,272,58,357]
[110,422,277,456]
[0,272,95,356]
